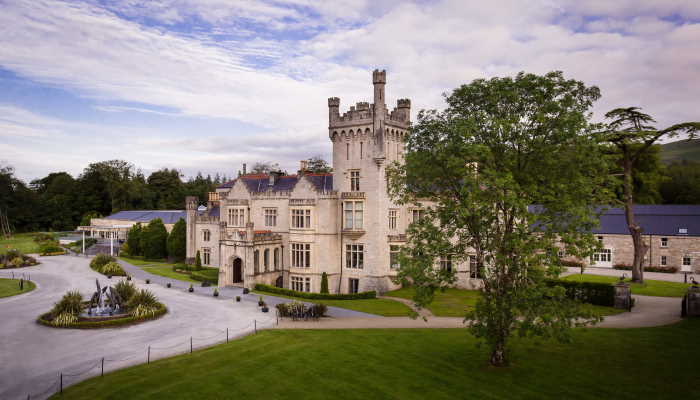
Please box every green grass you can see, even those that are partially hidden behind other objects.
[253,291,413,316]
[563,273,691,297]
[0,278,36,298]
[386,287,623,317]
[0,233,43,255]
[56,320,700,400]
[118,256,217,284]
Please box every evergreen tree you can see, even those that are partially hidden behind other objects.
[320,272,329,294]
[141,218,168,260]
[167,218,186,261]
[194,250,202,270]
[127,223,143,256]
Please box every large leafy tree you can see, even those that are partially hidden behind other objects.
[147,168,185,209]
[127,223,143,256]
[167,218,186,261]
[600,108,700,282]
[388,71,611,367]
[141,218,168,260]
[0,164,39,232]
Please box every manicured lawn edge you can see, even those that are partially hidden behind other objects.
[0,278,36,298]
[37,303,167,329]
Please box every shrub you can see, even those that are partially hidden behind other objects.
[195,250,202,270]
[560,259,584,268]
[24,255,37,265]
[51,290,83,317]
[53,312,78,327]
[101,262,126,276]
[276,301,326,319]
[254,284,376,300]
[613,264,679,273]
[127,223,143,256]
[39,241,63,254]
[5,249,22,260]
[33,233,55,243]
[114,280,136,302]
[126,289,159,311]
[11,257,24,268]
[131,304,159,318]
[320,272,329,294]
[545,279,615,307]
[90,254,115,272]
[191,268,218,284]
[120,242,130,256]
[167,218,186,261]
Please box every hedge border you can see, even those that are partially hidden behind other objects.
[255,283,376,300]
[613,264,679,274]
[545,279,615,307]
[190,268,219,284]
[37,303,167,329]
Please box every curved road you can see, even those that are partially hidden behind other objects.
[0,255,276,400]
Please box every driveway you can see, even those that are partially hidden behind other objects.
[0,255,277,400]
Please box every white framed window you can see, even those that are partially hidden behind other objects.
[291,276,304,292]
[390,245,401,269]
[350,170,360,191]
[660,255,667,266]
[203,230,210,241]
[469,255,482,279]
[291,243,311,268]
[227,208,245,227]
[346,244,364,269]
[660,237,668,248]
[388,209,398,230]
[305,277,311,292]
[202,248,210,265]
[349,278,359,294]
[440,255,453,272]
[291,209,312,229]
[344,201,363,229]
[264,208,277,227]
[592,248,612,263]
[412,209,425,223]
[683,256,692,266]
[679,228,688,235]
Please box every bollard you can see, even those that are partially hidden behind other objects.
[254,320,257,334]
[226,328,229,343]
[190,337,193,353]
[60,373,63,394]
[101,357,104,377]
[147,346,151,364]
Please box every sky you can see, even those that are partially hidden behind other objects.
[1,0,699,182]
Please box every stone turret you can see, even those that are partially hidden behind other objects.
[328,97,340,123]
[185,196,198,264]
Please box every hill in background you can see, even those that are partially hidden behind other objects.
[660,138,700,163]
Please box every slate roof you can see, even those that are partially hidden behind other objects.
[207,205,220,218]
[530,205,700,237]
[104,210,186,224]
[216,173,333,193]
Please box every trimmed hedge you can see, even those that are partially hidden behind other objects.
[255,283,376,300]
[191,268,219,284]
[545,279,615,307]
[37,303,167,329]
[613,264,679,273]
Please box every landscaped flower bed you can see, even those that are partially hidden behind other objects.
[90,254,126,276]
[0,249,39,269]
[37,283,167,329]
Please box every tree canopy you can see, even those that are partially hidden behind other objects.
[388,71,611,366]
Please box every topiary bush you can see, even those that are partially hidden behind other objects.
[194,250,202,270]
[101,262,126,276]
[255,283,376,300]
[90,254,115,272]
[320,272,329,294]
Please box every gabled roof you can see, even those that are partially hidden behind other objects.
[104,210,186,224]
[216,173,334,193]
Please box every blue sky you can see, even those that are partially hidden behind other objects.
[1,0,699,182]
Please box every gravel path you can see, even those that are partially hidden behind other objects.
[0,255,276,400]
[563,266,697,283]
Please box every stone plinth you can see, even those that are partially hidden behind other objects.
[686,286,700,317]
[614,282,631,310]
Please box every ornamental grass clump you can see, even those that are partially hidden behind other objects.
[101,262,126,276]
[51,290,83,318]
[90,254,115,272]
[114,280,136,302]
[126,289,161,317]
[53,312,78,327]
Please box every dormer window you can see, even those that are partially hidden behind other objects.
[679,228,688,235]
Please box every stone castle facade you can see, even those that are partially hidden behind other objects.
[185,70,481,293]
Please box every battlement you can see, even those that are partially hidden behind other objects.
[373,69,386,84]
[328,97,340,107]
[397,98,411,109]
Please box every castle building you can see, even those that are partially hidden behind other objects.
[185,70,478,293]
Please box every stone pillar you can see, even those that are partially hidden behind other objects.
[686,286,700,317]
[614,281,631,310]
[185,196,198,264]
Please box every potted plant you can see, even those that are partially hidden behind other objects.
[166,282,171,288]
[242,288,249,294]
[258,296,264,306]
[188,284,194,293]
[235,296,241,302]
[213,289,219,297]
[126,275,132,281]
[145,279,150,284]
[107,275,112,279]
[261,303,269,313]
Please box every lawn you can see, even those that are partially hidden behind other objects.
[119,256,198,283]
[0,278,36,298]
[386,287,623,317]
[563,273,691,297]
[0,233,43,255]
[56,320,700,400]
[252,290,413,317]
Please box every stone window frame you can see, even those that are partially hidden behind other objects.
[350,170,361,192]
[264,208,277,227]
[389,245,401,270]
[348,278,360,294]
[263,248,270,272]
[439,255,453,272]
[202,248,211,265]
[660,255,667,266]
[388,209,398,230]
[344,201,364,230]
[291,208,312,229]
[253,250,260,274]
[203,229,210,241]
[683,256,692,266]
[346,244,364,269]
[291,242,311,268]
[227,207,246,227]
[274,248,280,271]
[660,237,668,248]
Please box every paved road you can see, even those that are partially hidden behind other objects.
[0,255,277,400]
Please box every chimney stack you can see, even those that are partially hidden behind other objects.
[242,163,247,175]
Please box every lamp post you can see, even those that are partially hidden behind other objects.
[110,234,114,257]
[82,230,85,255]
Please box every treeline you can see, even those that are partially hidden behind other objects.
[0,160,231,232]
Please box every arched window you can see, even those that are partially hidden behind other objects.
[254,250,259,274]
[274,248,279,270]
[264,249,270,272]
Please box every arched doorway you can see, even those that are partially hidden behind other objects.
[275,276,283,288]
[232,258,243,284]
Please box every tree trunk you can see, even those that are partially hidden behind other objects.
[490,339,507,367]
[622,155,646,283]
